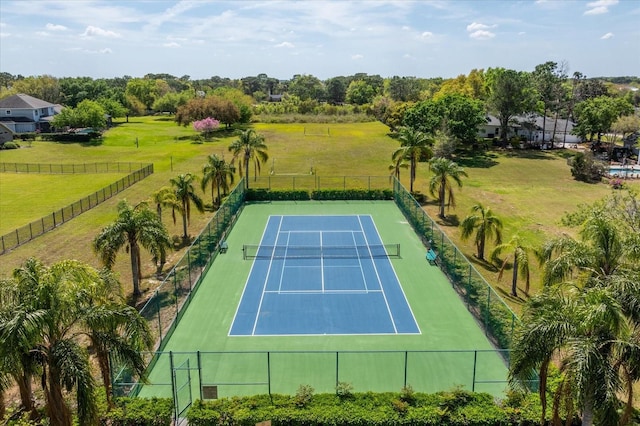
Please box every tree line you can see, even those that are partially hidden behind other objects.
[1,64,638,147]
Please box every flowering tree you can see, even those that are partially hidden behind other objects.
[193,117,220,139]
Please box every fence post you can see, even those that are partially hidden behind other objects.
[187,251,193,292]
[156,293,162,343]
[15,229,19,245]
[335,351,339,389]
[197,351,203,401]
[267,352,271,396]
[404,351,408,388]
[29,223,33,240]
[472,351,478,392]
[169,351,177,421]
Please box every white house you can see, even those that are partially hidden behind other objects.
[478,113,581,147]
[0,93,59,133]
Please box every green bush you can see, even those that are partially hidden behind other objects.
[1,141,20,149]
[185,389,551,425]
[246,188,311,201]
[311,189,393,200]
[569,151,604,183]
[102,397,173,425]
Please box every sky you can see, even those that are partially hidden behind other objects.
[0,0,638,81]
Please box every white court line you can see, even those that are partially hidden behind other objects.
[350,230,369,292]
[251,216,284,336]
[227,215,276,337]
[358,215,398,334]
[264,289,382,294]
[277,231,291,294]
[320,231,325,292]
[367,214,421,335]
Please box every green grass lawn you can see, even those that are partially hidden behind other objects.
[0,173,125,234]
[0,116,632,314]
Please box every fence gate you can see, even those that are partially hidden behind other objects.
[172,358,193,421]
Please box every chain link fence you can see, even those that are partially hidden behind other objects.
[0,163,153,254]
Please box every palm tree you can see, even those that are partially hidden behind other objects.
[392,126,433,193]
[510,279,640,426]
[460,203,503,261]
[228,129,268,189]
[93,200,171,298]
[490,233,532,297]
[170,173,205,242]
[0,258,153,426]
[538,212,627,287]
[428,157,467,218]
[150,186,179,224]
[388,150,409,181]
[202,153,235,207]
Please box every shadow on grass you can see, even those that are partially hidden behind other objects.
[455,150,500,169]
[466,255,499,274]
[496,286,527,305]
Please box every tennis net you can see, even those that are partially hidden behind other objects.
[242,243,400,260]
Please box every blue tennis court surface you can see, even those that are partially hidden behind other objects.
[230,215,420,336]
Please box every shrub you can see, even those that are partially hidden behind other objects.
[0,141,20,150]
[569,151,604,183]
[336,381,354,400]
[294,384,315,408]
[103,397,173,425]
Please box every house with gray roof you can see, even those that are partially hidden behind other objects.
[0,93,59,133]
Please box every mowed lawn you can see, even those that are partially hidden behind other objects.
[0,116,632,313]
[0,173,125,234]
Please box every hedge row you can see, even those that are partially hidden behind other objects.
[245,188,394,201]
[102,397,173,425]
[187,388,549,426]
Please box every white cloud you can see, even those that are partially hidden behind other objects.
[518,32,526,36]
[351,54,364,60]
[81,26,121,38]
[275,41,294,48]
[99,48,112,54]
[469,30,495,40]
[163,42,180,48]
[64,47,113,54]
[46,23,67,31]
[0,32,10,38]
[420,31,434,40]
[466,22,493,32]
[601,32,614,39]
[585,0,618,15]
[35,31,49,37]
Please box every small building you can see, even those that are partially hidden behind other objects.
[0,93,59,133]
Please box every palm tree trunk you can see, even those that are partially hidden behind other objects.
[244,153,250,189]
[156,203,162,222]
[216,181,221,208]
[410,158,416,193]
[15,371,36,417]
[539,359,549,426]
[581,393,594,426]
[511,255,519,297]
[45,366,73,426]
[439,179,446,218]
[478,236,486,260]
[181,209,188,242]
[96,347,114,409]
[130,243,141,297]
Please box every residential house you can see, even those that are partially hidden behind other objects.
[0,93,60,134]
[478,114,581,147]
[0,122,14,145]
[477,115,521,140]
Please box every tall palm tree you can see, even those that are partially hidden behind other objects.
[490,233,532,296]
[389,150,409,181]
[93,200,171,298]
[202,153,235,207]
[0,258,153,426]
[170,173,205,242]
[428,157,467,218]
[228,129,269,189]
[460,203,503,261]
[510,279,640,426]
[392,126,433,193]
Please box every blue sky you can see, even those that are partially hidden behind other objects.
[0,0,638,80]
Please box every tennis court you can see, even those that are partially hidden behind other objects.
[136,201,508,401]
[231,215,419,336]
